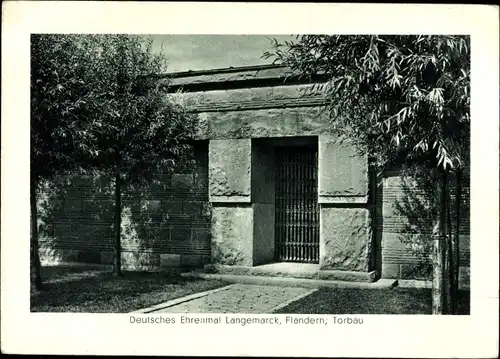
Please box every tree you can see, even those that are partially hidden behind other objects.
[31,34,102,289]
[84,35,196,276]
[31,34,196,286]
[265,35,470,314]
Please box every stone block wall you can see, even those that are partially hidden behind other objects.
[37,63,471,283]
[196,107,330,140]
[38,141,211,270]
[318,136,369,202]
[318,135,374,273]
[320,207,373,271]
[38,176,116,265]
[211,205,254,266]
[208,138,256,266]
[377,168,470,286]
[209,139,251,202]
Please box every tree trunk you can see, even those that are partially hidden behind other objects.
[443,170,453,313]
[451,169,462,313]
[432,168,447,314]
[114,171,122,276]
[30,179,43,290]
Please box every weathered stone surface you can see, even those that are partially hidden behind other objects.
[160,253,181,267]
[143,200,162,213]
[77,224,111,239]
[319,196,369,204]
[171,226,191,242]
[165,201,183,214]
[209,139,251,201]
[253,203,275,265]
[38,144,211,270]
[320,207,372,271]
[54,223,71,237]
[318,135,368,200]
[77,250,101,264]
[197,107,329,140]
[459,266,470,290]
[399,263,432,280]
[180,254,210,267]
[381,232,432,265]
[211,206,253,266]
[176,84,325,112]
[458,235,471,266]
[184,201,202,216]
[202,264,377,283]
[164,65,298,89]
[317,270,376,283]
[68,249,80,262]
[192,227,210,244]
[64,198,82,212]
[172,173,193,188]
[101,251,115,265]
[122,252,160,271]
[208,195,250,203]
[82,199,113,212]
[377,167,470,281]
[381,263,400,278]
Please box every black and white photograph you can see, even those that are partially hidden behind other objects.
[29,33,471,316]
[2,2,498,358]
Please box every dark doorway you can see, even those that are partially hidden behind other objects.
[275,145,319,263]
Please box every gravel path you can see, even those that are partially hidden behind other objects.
[154,284,313,314]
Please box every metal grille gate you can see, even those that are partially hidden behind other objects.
[275,146,319,263]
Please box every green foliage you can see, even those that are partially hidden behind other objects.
[31,34,197,187]
[264,35,470,173]
[79,35,197,185]
[31,34,99,185]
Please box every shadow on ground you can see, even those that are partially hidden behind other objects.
[274,287,470,315]
[37,141,211,271]
[31,266,228,313]
[392,165,470,279]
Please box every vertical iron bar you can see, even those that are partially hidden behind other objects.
[298,151,302,262]
[303,150,307,262]
[291,152,294,262]
[286,152,290,261]
[309,150,312,263]
[306,150,311,262]
[315,151,319,262]
[276,150,279,261]
[302,150,308,262]
[307,156,311,261]
[282,150,285,262]
[294,151,298,262]
[294,152,298,261]
[307,153,311,261]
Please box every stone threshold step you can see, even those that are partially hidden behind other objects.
[203,264,377,283]
[182,272,398,290]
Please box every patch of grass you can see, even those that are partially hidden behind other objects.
[39,265,112,284]
[31,266,229,313]
[274,287,470,315]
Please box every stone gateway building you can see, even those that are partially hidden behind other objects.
[39,64,470,285]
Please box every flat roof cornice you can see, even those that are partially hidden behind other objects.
[157,63,327,92]
[161,63,288,79]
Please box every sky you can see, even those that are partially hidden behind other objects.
[147,35,296,73]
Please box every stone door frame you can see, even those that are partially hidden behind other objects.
[208,135,374,275]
